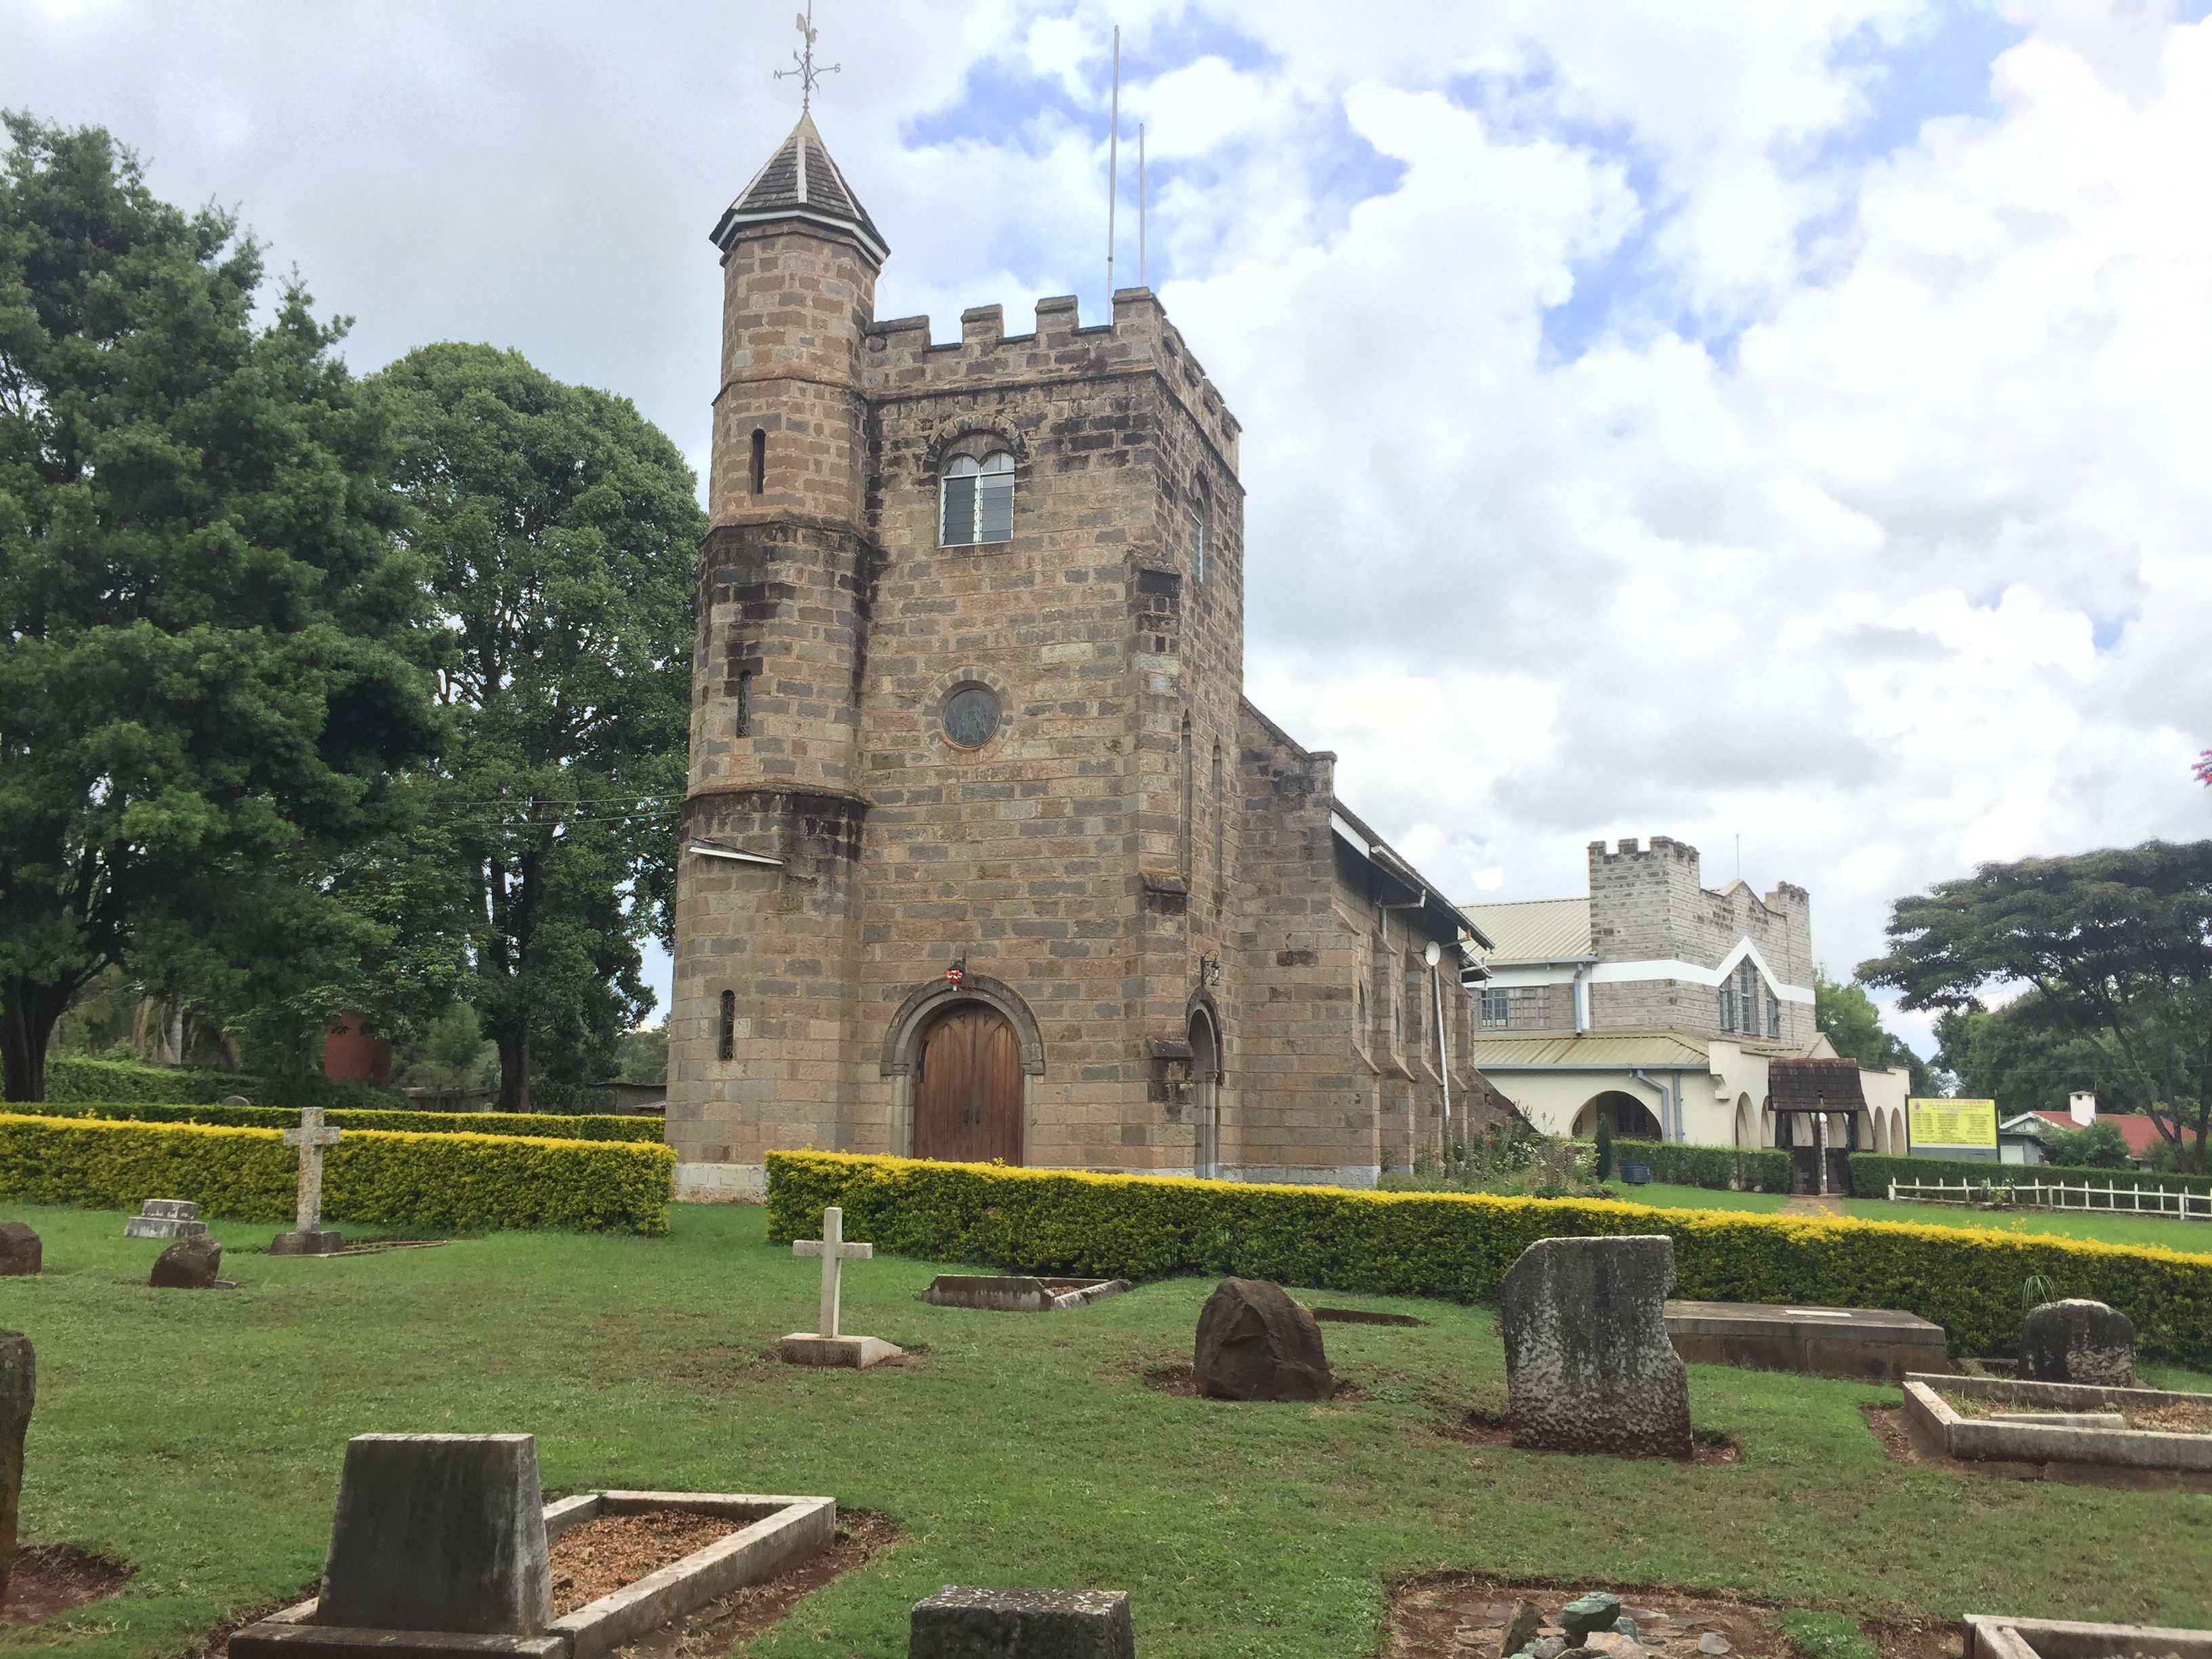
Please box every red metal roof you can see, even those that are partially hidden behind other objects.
[2029,1111,2193,1156]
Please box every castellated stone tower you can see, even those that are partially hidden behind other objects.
[666,115,1486,1197]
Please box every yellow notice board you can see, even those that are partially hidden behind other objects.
[1908,1097,1997,1149]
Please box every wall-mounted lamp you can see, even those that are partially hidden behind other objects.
[1200,956,1222,985]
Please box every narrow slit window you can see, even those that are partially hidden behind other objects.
[736,670,752,737]
[940,451,1015,546]
[749,429,765,495]
[1190,506,1205,583]
[1718,985,1736,1032]
[717,990,736,1061]
[1767,993,1781,1039]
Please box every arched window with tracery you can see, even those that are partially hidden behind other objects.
[941,451,1015,546]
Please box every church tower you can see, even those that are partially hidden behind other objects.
[668,115,887,1183]
[664,104,1489,1199]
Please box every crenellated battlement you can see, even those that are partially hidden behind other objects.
[859,287,1241,472]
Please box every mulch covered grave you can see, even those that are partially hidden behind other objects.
[1,1544,134,1626]
[550,1511,737,1614]
[1937,1391,2212,1435]
[1384,1580,1960,1659]
[601,1511,899,1659]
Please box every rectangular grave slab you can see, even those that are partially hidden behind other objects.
[1664,1300,1951,1381]
[231,1491,834,1659]
[922,1275,1131,1312]
[1965,1614,2212,1659]
[909,1587,1135,1659]
[125,1198,208,1240]
[1904,1374,2212,1472]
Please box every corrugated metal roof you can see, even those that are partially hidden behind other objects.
[1469,1030,1711,1068]
[1458,897,1593,963]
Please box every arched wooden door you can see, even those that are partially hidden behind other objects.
[913,1002,1023,1164]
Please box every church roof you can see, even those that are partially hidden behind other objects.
[1459,897,1593,964]
[711,112,889,265]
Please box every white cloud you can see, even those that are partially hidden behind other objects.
[7,0,2208,1045]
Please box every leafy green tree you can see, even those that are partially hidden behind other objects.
[369,344,700,1111]
[2041,1119,2132,1170]
[1931,998,2109,1118]
[0,116,438,1102]
[1814,966,1936,1095]
[617,1019,668,1087]
[1859,841,2212,1173]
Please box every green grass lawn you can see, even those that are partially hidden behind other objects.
[6,1202,2212,1659]
[1622,1180,2212,1256]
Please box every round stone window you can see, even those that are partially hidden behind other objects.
[942,684,1002,749]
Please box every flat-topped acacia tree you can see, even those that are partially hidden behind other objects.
[1860,840,2212,1173]
[0,116,439,1103]
[369,344,699,1113]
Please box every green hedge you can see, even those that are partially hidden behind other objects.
[41,1057,407,1111]
[765,1151,2212,1366]
[0,1113,673,1235]
[1849,1153,2212,1200]
[29,1099,663,1143]
[1608,1139,1791,1193]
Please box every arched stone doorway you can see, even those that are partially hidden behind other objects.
[1189,1005,1222,1178]
[1576,1090,1662,1141]
[913,1002,1024,1164]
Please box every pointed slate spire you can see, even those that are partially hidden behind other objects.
[710,112,888,266]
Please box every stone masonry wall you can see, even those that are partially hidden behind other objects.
[1586,837,1814,1046]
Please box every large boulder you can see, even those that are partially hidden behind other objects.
[909,1588,1134,1659]
[2020,1299,2137,1387]
[319,1433,553,1634]
[1194,1278,1332,1401]
[1500,1235,1692,1458]
[0,1223,39,1276]
[1,1331,33,1613]
[149,1235,222,1289]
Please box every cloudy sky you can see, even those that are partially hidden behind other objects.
[10,0,2211,1050]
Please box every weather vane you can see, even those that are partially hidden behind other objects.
[775,2,839,112]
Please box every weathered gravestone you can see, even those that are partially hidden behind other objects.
[317,1433,553,1635]
[124,1198,206,1240]
[150,1235,223,1290]
[0,1332,33,1613]
[909,1587,1135,1658]
[271,1107,345,1256]
[0,1223,39,1276]
[1193,1278,1332,1402]
[1500,1235,1691,1458]
[2020,1299,2137,1387]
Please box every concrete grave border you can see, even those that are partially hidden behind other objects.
[1965,1614,2212,1659]
[231,1492,835,1659]
[922,1275,1130,1311]
[1904,1374,2212,1472]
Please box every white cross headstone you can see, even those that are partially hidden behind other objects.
[791,1206,874,1339]
[283,1107,343,1233]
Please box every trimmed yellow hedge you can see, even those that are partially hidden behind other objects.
[32,1098,663,1143]
[0,1113,674,1236]
[765,1151,2212,1366]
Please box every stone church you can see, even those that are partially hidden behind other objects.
[664,115,1503,1200]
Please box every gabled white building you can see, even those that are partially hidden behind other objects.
[1460,837,1910,1153]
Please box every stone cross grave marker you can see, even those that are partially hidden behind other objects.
[272,1107,345,1255]
[781,1206,903,1370]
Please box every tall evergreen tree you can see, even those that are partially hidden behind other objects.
[371,344,699,1111]
[0,116,439,1101]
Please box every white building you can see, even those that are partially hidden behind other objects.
[1460,837,1909,1152]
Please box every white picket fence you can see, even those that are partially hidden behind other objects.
[1887,1176,2212,1221]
